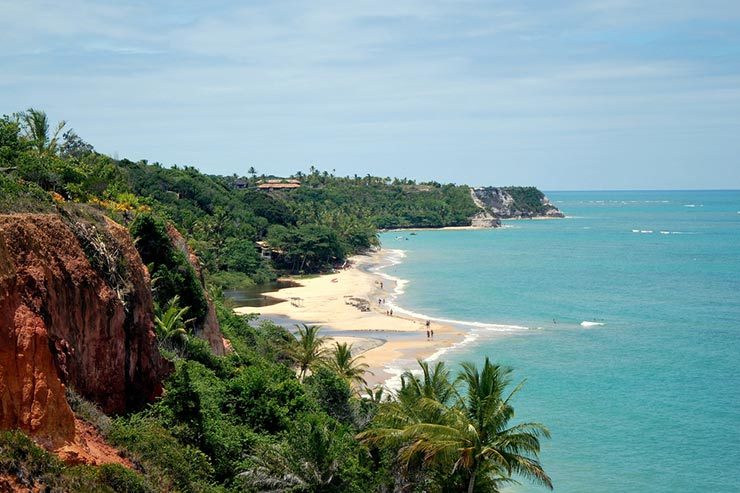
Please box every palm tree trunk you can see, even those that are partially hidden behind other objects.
[467,468,477,493]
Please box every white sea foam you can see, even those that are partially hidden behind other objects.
[373,249,533,333]
[381,366,407,393]
[387,302,529,333]
[580,321,605,327]
[382,331,487,391]
[425,332,480,363]
[374,248,532,391]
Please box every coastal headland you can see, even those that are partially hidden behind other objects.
[234,249,465,386]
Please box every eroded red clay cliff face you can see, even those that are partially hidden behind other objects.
[0,213,170,450]
[166,223,226,356]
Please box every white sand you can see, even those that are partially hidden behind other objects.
[234,250,464,386]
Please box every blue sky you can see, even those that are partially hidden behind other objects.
[2,1,739,189]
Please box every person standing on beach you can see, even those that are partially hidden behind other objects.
[426,329,430,339]
[431,329,434,339]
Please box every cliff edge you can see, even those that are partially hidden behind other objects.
[0,212,170,453]
[470,187,564,221]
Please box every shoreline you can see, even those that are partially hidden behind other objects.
[380,215,565,233]
[233,249,466,387]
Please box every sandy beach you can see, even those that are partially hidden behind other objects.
[233,249,465,387]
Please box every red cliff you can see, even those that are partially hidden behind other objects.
[0,212,170,450]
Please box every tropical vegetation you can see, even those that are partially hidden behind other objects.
[0,109,553,492]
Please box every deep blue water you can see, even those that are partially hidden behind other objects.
[378,190,740,492]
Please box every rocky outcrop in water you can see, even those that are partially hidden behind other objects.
[0,212,170,450]
[470,187,564,221]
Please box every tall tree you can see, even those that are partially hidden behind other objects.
[292,324,328,382]
[398,360,456,405]
[19,108,66,156]
[359,358,552,493]
[326,342,372,389]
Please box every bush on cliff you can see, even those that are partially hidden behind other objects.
[130,213,209,326]
[0,172,53,213]
[0,430,154,493]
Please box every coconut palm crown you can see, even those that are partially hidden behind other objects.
[326,342,373,389]
[291,324,328,382]
[358,357,552,493]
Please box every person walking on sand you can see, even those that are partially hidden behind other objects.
[426,329,430,339]
[430,329,434,339]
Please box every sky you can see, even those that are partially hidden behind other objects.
[2,1,740,190]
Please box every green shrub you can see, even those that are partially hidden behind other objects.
[0,173,53,213]
[222,364,310,434]
[108,415,218,493]
[130,213,209,325]
[305,366,354,425]
[65,387,112,435]
[0,430,63,486]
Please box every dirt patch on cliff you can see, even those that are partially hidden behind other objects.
[53,418,132,467]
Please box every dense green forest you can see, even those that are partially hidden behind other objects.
[1,109,483,291]
[0,109,552,492]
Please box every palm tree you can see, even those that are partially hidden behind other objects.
[326,342,373,389]
[239,415,351,492]
[398,360,456,405]
[358,358,552,493]
[364,384,387,404]
[19,108,66,155]
[153,296,192,351]
[292,324,328,382]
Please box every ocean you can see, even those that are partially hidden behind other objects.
[377,190,740,492]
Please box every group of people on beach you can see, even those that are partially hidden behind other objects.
[425,319,433,339]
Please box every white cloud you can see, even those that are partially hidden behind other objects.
[1,0,739,187]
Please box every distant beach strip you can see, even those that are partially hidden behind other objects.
[234,247,532,390]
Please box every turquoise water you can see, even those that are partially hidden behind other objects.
[378,190,740,492]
